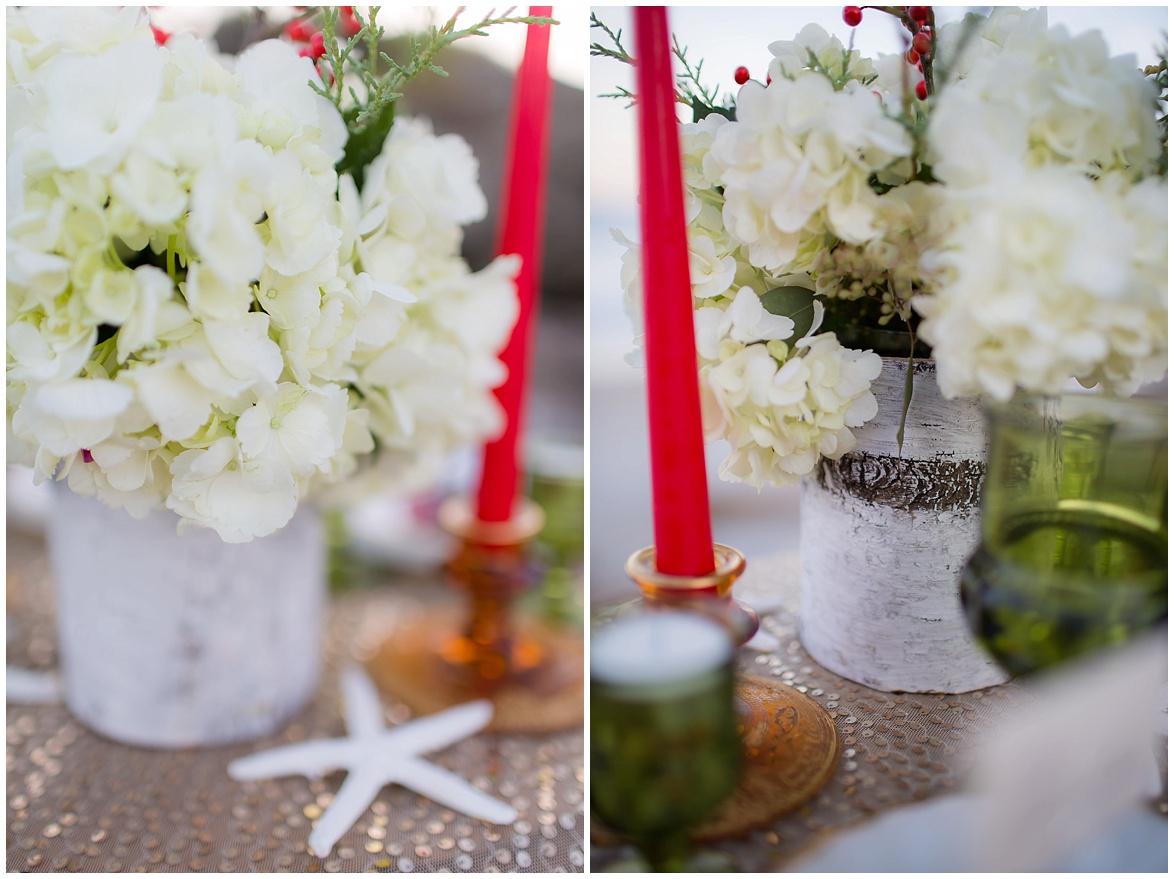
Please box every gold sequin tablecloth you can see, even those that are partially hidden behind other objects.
[6,529,585,873]
[591,552,1035,872]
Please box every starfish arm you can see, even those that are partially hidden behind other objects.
[307,770,387,859]
[227,739,356,781]
[394,758,518,825]
[340,666,385,738]
[376,699,494,754]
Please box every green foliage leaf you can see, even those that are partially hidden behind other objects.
[692,97,733,122]
[685,96,732,121]
[337,100,396,192]
[761,286,818,340]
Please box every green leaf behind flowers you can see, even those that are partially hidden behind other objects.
[761,286,819,340]
[337,101,395,192]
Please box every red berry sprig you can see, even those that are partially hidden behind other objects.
[734,65,750,85]
[840,6,937,101]
[299,31,327,60]
[284,18,316,42]
[339,6,362,38]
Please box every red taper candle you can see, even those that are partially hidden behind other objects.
[475,7,554,523]
[633,7,715,575]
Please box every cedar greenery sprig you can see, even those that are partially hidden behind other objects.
[589,12,734,121]
[301,6,557,189]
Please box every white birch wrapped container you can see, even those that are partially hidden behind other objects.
[799,358,1009,693]
[46,489,325,748]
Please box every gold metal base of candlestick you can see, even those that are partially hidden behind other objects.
[594,545,841,839]
[365,496,584,734]
[695,674,839,839]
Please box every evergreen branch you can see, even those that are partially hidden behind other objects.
[589,12,633,64]
[590,12,733,119]
[303,7,555,188]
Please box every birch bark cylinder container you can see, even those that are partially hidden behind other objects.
[47,489,325,748]
[799,358,1010,693]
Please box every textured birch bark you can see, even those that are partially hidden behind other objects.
[798,358,1010,693]
[47,490,325,747]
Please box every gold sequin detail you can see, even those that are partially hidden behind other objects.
[592,553,1032,871]
[5,529,584,874]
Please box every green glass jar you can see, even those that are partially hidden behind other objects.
[526,438,584,626]
[960,394,1167,676]
[590,612,740,871]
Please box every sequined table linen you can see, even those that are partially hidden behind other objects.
[591,552,1033,872]
[6,529,585,873]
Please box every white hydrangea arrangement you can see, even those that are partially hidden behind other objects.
[593,6,1167,489]
[6,6,546,541]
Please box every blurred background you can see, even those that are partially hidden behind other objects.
[587,5,1169,604]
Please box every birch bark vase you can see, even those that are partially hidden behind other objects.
[798,358,1010,693]
[46,489,325,748]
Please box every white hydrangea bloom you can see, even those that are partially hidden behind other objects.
[7,13,518,540]
[10,378,133,463]
[167,437,299,544]
[917,166,1167,400]
[918,15,1167,399]
[711,73,912,275]
[812,181,948,322]
[333,117,518,494]
[237,383,349,479]
[928,21,1162,187]
[622,93,886,489]
[767,24,877,85]
[933,7,1049,85]
[359,117,487,285]
[679,113,729,222]
[41,40,165,173]
[700,333,882,489]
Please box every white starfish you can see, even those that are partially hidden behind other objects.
[228,667,517,858]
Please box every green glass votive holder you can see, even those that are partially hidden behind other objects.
[590,611,741,872]
[961,393,1168,676]
[526,438,584,626]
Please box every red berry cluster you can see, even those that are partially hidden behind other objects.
[842,6,934,100]
[338,7,362,38]
[284,7,361,65]
[905,7,933,100]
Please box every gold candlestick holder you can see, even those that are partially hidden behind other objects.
[365,496,583,733]
[608,544,841,839]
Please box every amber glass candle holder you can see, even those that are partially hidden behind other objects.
[365,497,583,733]
[625,544,759,645]
[597,543,841,840]
[435,497,547,684]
